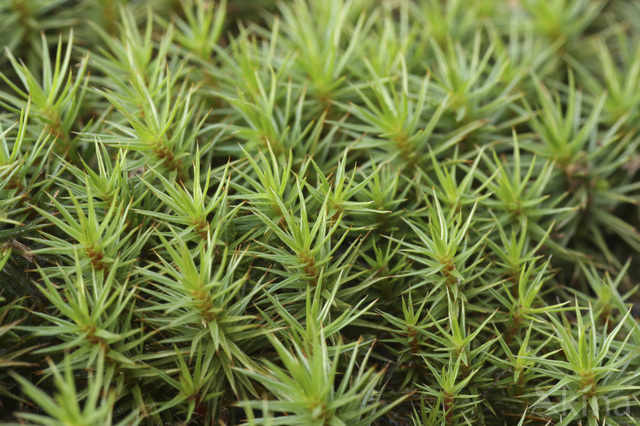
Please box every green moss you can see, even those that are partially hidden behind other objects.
[1,0,640,424]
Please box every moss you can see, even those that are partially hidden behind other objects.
[1,0,640,424]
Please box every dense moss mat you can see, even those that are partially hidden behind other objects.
[2,0,640,424]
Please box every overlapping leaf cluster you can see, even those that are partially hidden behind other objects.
[2,0,640,424]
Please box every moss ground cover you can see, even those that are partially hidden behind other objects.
[2,0,640,424]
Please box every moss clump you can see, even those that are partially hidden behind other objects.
[2,0,640,424]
